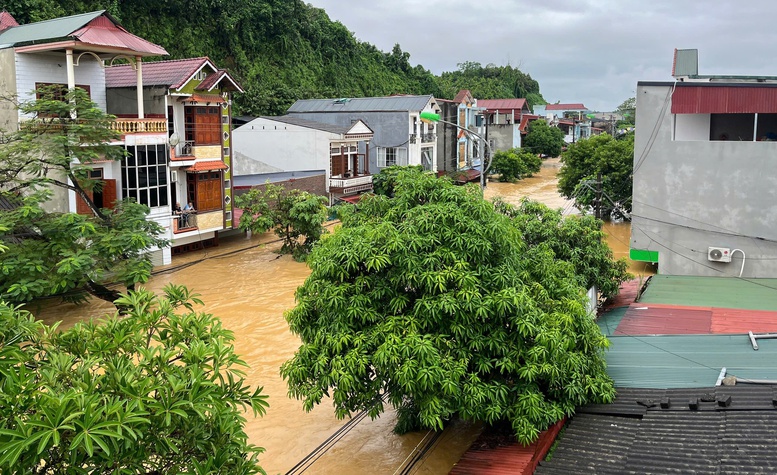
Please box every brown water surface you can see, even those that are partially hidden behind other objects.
[33,157,647,474]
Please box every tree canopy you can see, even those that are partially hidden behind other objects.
[280,169,615,444]
[0,285,268,474]
[558,134,635,217]
[489,148,543,182]
[523,120,565,158]
[0,87,167,305]
[3,2,544,115]
[235,184,328,260]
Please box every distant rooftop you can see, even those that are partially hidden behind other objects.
[287,95,436,114]
[640,275,777,311]
[545,103,588,111]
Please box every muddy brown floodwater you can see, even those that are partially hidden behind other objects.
[33,157,650,474]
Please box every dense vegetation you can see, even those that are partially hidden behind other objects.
[0,88,166,306]
[558,133,635,217]
[0,285,269,474]
[281,169,616,444]
[523,119,566,158]
[2,0,544,115]
[489,147,543,182]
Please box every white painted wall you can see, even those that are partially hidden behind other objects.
[15,52,107,116]
[675,113,710,141]
[232,118,337,176]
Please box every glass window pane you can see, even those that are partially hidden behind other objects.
[138,167,148,187]
[137,146,147,166]
[159,186,168,206]
[158,166,167,185]
[150,189,159,207]
[138,189,148,206]
[126,148,136,166]
[128,167,137,188]
[147,146,157,165]
[149,168,158,187]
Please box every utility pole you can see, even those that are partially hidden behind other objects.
[595,172,602,220]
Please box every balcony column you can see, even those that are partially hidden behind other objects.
[136,56,144,120]
[365,141,370,175]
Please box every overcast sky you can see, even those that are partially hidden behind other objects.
[307,0,776,111]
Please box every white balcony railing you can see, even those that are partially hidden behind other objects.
[329,175,373,189]
[110,118,167,134]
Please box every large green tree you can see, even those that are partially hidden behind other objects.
[523,119,565,158]
[435,61,545,106]
[495,198,631,299]
[489,148,542,182]
[0,285,269,474]
[0,87,167,305]
[280,169,615,444]
[558,134,635,216]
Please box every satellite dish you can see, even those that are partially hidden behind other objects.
[169,133,181,146]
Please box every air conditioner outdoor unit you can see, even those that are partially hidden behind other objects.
[171,170,178,183]
[708,247,731,263]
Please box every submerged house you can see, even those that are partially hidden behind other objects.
[106,57,243,255]
[286,95,441,173]
[232,115,374,204]
[631,49,777,277]
[0,10,175,263]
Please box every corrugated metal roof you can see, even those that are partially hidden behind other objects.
[106,57,209,88]
[605,334,777,388]
[477,98,529,111]
[639,275,777,311]
[287,95,434,113]
[545,103,587,111]
[449,420,564,475]
[195,69,243,93]
[672,85,777,114]
[615,303,777,336]
[263,115,349,134]
[187,160,227,172]
[0,11,166,56]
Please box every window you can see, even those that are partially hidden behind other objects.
[122,144,169,208]
[710,113,754,141]
[377,147,407,168]
[421,147,433,171]
[184,106,221,145]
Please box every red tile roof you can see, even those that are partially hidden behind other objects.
[72,15,167,56]
[179,93,225,104]
[0,10,19,31]
[106,57,210,89]
[546,103,587,111]
[187,160,227,172]
[453,89,473,104]
[519,114,540,132]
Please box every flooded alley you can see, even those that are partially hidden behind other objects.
[32,157,647,474]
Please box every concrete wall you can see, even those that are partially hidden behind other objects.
[288,109,437,171]
[631,83,777,277]
[234,174,327,198]
[106,86,168,116]
[232,118,334,176]
[487,124,520,152]
[15,52,106,115]
[0,49,17,133]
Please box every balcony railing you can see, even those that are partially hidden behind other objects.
[172,212,197,234]
[110,118,167,134]
[329,175,373,194]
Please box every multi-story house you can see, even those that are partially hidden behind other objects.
[232,115,374,204]
[534,103,593,143]
[105,57,243,255]
[435,90,485,174]
[0,10,175,264]
[286,95,441,173]
[476,98,532,153]
[631,49,777,277]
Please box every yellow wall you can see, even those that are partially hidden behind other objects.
[193,145,221,159]
[198,210,223,231]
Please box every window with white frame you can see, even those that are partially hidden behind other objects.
[377,147,407,167]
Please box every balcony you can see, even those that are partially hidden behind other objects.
[329,175,373,195]
[172,212,197,234]
[421,133,436,143]
[110,118,167,134]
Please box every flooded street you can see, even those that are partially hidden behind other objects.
[32,157,647,474]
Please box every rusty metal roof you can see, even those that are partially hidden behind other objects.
[288,95,435,113]
[477,98,529,111]
[0,11,167,56]
[672,84,777,114]
[187,160,227,172]
[615,303,777,336]
[107,57,210,89]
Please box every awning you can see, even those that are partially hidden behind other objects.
[186,160,228,172]
[178,93,226,104]
[672,85,777,114]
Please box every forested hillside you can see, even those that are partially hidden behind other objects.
[2,0,545,115]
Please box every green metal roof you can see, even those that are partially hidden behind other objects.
[639,275,777,311]
[597,307,628,336]
[0,10,103,47]
[605,334,777,388]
